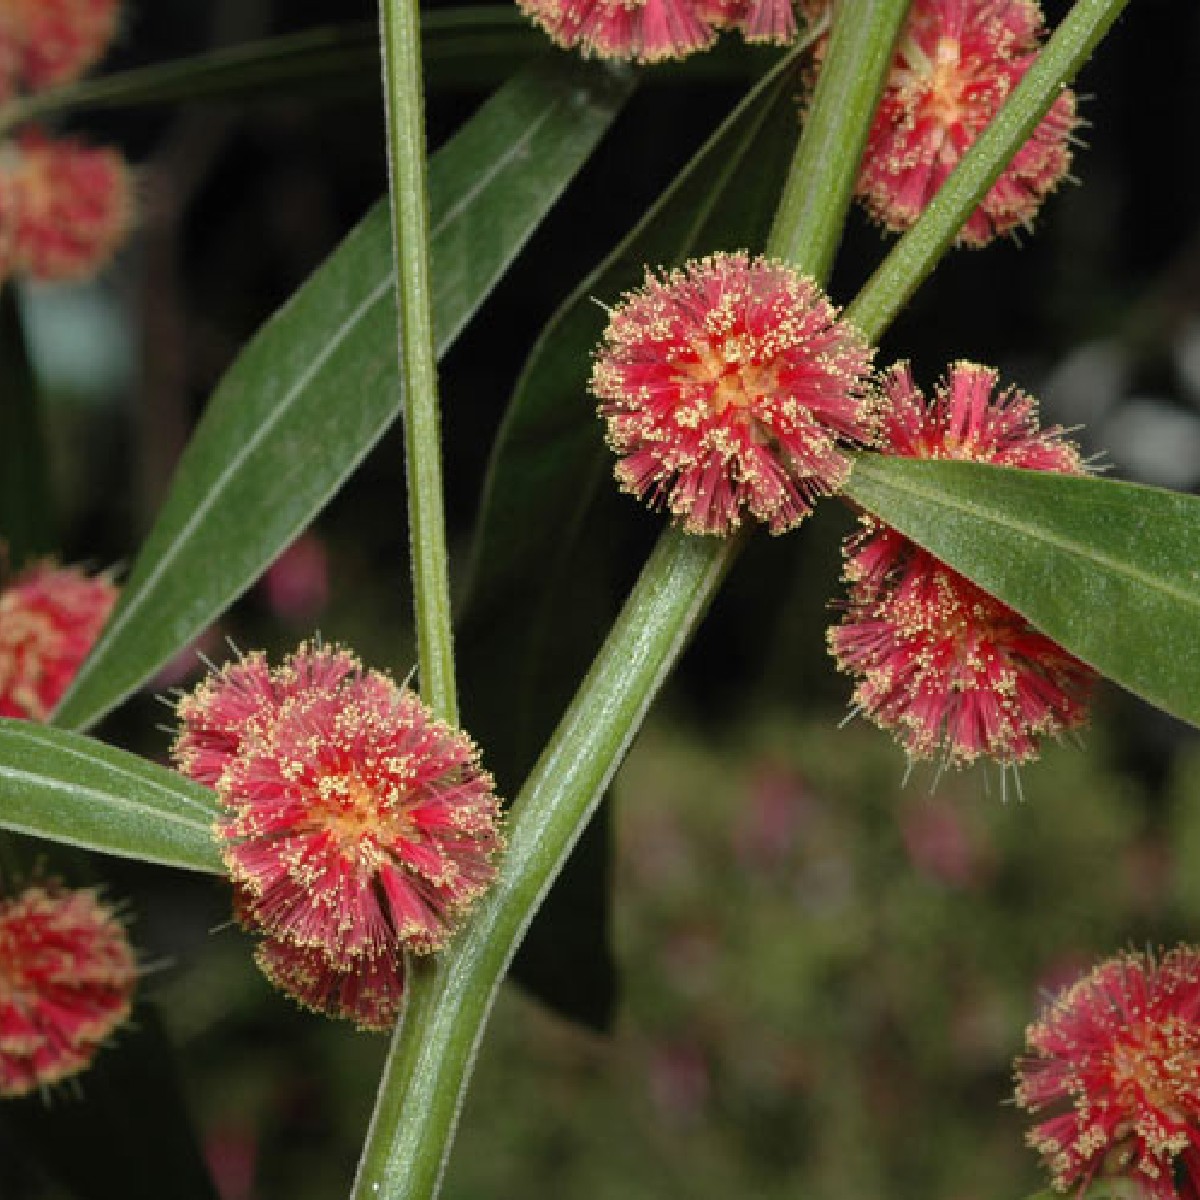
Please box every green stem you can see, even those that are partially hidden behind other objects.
[353,528,736,1200]
[379,0,458,723]
[846,0,1132,343]
[767,0,911,273]
[351,5,908,1198]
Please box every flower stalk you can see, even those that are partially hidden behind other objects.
[379,0,458,725]
[846,0,1133,344]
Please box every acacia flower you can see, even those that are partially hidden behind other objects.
[0,0,121,92]
[1015,946,1200,1199]
[4,131,132,282]
[513,0,795,65]
[173,643,505,1029]
[0,882,136,1097]
[0,561,116,721]
[592,252,875,536]
[813,0,1077,247]
[0,0,132,284]
[828,361,1094,766]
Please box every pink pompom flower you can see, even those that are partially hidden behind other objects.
[592,252,875,536]
[173,643,505,1030]
[828,361,1095,766]
[0,561,117,721]
[0,0,121,92]
[813,0,1077,247]
[5,130,133,283]
[1015,946,1200,1199]
[514,0,796,65]
[0,882,136,1097]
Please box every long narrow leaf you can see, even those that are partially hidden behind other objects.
[0,720,222,871]
[53,57,632,732]
[845,457,1200,728]
[0,12,551,132]
[459,50,802,1029]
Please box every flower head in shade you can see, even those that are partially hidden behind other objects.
[592,252,875,536]
[818,0,1077,247]
[828,361,1094,766]
[5,131,132,283]
[1015,946,1200,1199]
[0,0,121,91]
[173,643,504,1030]
[0,882,136,1096]
[0,561,117,721]
[513,0,795,65]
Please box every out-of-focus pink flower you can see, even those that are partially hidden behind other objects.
[0,2,133,285]
[514,0,796,64]
[0,882,136,1096]
[261,533,329,626]
[733,764,811,871]
[173,643,505,1030]
[593,252,875,536]
[829,362,1094,766]
[0,0,121,91]
[899,798,985,888]
[1015,946,1200,1199]
[647,1038,711,1126]
[5,130,132,283]
[203,1120,258,1200]
[809,0,1077,247]
[0,560,116,721]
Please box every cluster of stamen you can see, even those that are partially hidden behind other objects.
[172,644,504,1030]
[1016,948,1200,1198]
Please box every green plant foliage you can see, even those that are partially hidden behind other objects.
[52,56,632,733]
[0,720,222,872]
[845,457,1200,729]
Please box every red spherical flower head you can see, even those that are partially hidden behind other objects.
[839,0,1077,247]
[515,0,714,63]
[196,645,505,1027]
[1015,947,1200,1199]
[828,361,1095,766]
[592,252,875,537]
[9,130,132,283]
[0,561,116,721]
[0,883,136,1097]
[0,0,120,91]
